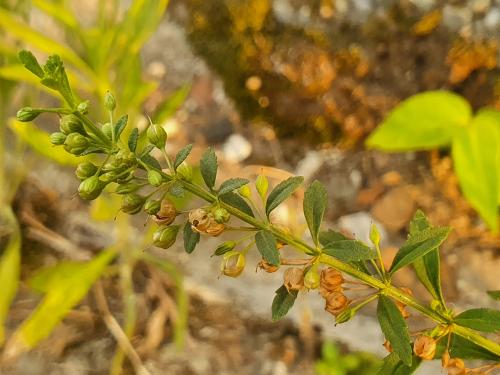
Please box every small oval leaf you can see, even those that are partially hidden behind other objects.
[183,222,200,254]
[323,240,377,262]
[303,180,327,246]
[271,285,298,321]
[200,147,217,189]
[218,178,249,196]
[266,176,304,217]
[255,230,280,266]
[174,144,193,170]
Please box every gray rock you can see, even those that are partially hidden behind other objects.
[337,211,388,246]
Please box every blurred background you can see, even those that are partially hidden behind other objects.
[0,0,499,374]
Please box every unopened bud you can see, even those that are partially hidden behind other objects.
[16,107,40,122]
[238,185,251,198]
[121,193,146,214]
[77,101,89,114]
[99,171,120,183]
[213,241,236,256]
[284,267,304,292]
[116,183,141,194]
[64,133,89,155]
[144,199,161,215]
[50,132,66,145]
[101,122,113,139]
[369,223,381,247]
[255,174,268,200]
[152,225,179,249]
[147,169,163,187]
[304,266,320,289]
[153,199,177,225]
[324,292,349,316]
[220,251,245,277]
[78,175,105,200]
[104,91,116,111]
[335,307,356,324]
[60,114,85,135]
[147,124,167,149]
[212,207,230,223]
[257,259,279,273]
[413,335,436,360]
[177,162,193,181]
[320,267,344,297]
[75,162,98,180]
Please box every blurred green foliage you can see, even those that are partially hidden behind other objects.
[315,341,381,375]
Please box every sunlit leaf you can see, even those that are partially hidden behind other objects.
[265,176,303,217]
[303,180,327,246]
[454,308,500,332]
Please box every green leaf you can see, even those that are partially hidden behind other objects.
[29,262,88,293]
[378,353,421,375]
[454,308,500,332]
[128,128,139,152]
[9,120,80,166]
[408,209,429,233]
[200,147,217,189]
[271,285,298,321]
[174,144,193,170]
[366,91,471,151]
[319,230,349,245]
[323,240,377,262]
[255,230,280,266]
[389,226,450,275]
[114,115,128,139]
[169,181,185,198]
[183,222,200,254]
[487,290,500,301]
[452,109,499,232]
[218,178,249,196]
[8,249,116,352]
[434,334,500,361]
[377,295,412,366]
[18,50,43,78]
[303,180,327,246]
[140,154,162,170]
[265,176,304,217]
[219,192,254,217]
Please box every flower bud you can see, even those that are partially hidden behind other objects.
[319,267,344,297]
[335,307,356,324]
[60,114,85,135]
[284,267,304,292]
[16,107,40,122]
[116,183,141,194]
[78,175,105,200]
[64,133,89,155]
[101,122,113,139]
[104,91,116,111]
[177,162,193,181]
[77,101,89,114]
[212,207,230,223]
[213,241,236,256]
[147,124,167,149]
[121,193,146,214]
[255,174,268,200]
[304,266,320,289]
[324,292,349,316]
[75,162,98,180]
[257,259,279,273]
[153,199,177,225]
[238,185,251,198]
[99,171,120,183]
[147,169,163,187]
[144,199,161,215]
[50,132,66,145]
[152,225,179,249]
[369,223,381,247]
[413,335,436,360]
[220,251,245,277]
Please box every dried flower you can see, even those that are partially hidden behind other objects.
[446,358,466,375]
[220,251,245,277]
[413,335,437,360]
[319,267,344,297]
[153,199,177,225]
[324,291,349,316]
[189,208,225,236]
[284,267,304,292]
[257,260,279,273]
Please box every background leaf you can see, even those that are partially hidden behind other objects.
[200,147,217,189]
[378,353,421,375]
[255,230,280,266]
[218,178,249,196]
[174,144,193,170]
[303,180,327,246]
[366,91,471,151]
[452,109,499,232]
[487,290,500,301]
[271,285,298,321]
[323,240,377,262]
[377,295,413,366]
[454,308,500,332]
[265,176,304,217]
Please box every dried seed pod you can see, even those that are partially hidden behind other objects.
[205,221,225,237]
[153,199,177,225]
[220,251,245,277]
[324,292,349,316]
[257,259,279,273]
[283,267,304,292]
[413,335,437,360]
[153,225,179,249]
[319,267,344,297]
[189,208,225,236]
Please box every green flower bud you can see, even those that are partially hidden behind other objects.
[121,193,146,214]
[116,172,135,184]
[116,183,141,194]
[147,170,163,187]
[78,175,105,200]
[60,114,85,135]
[49,132,66,145]
[16,107,40,122]
[144,199,161,215]
[104,91,116,111]
[152,225,180,249]
[75,162,98,180]
[212,207,230,223]
[147,124,167,149]
[255,174,269,200]
[212,241,236,256]
[176,162,193,181]
[99,171,119,183]
[101,122,113,139]
[77,101,89,114]
[369,223,381,248]
[238,185,251,198]
[64,133,89,155]
[334,307,356,325]
[115,150,136,166]
[220,251,245,277]
[304,266,320,289]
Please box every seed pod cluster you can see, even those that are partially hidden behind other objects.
[188,208,225,236]
[319,268,349,317]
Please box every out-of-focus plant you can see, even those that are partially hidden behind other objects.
[314,341,380,375]
[366,91,500,233]
[14,52,500,375]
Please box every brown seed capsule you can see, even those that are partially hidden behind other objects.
[446,358,466,375]
[283,268,304,292]
[205,221,225,237]
[257,260,279,273]
[324,292,349,316]
[383,340,393,353]
[153,198,177,225]
[188,208,210,229]
[413,335,437,360]
[319,268,344,297]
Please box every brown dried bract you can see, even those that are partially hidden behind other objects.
[257,260,279,273]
